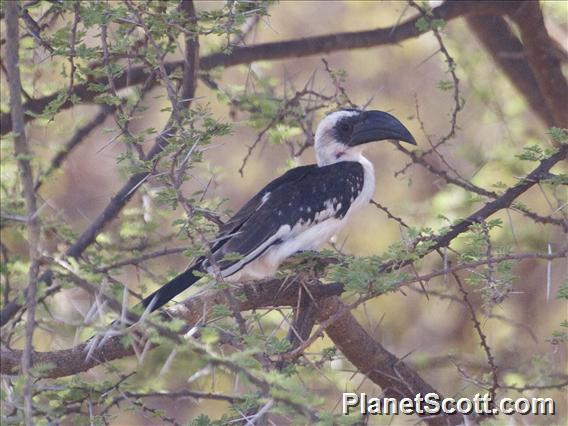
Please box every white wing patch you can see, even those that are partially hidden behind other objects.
[215,224,291,279]
[257,192,271,210]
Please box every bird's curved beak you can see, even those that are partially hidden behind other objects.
[349,110,416,146]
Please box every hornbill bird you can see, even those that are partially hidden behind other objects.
[137,109,416,315]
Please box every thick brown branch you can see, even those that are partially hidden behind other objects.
[0,278,470,425]
[318,296,469,426]
[466,15,555,127]
[510,1,568,128]
[0,279,344,378]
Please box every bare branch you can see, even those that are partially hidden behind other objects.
[5,2,41,424]
[34,106,114,192]
[453,272,499,401]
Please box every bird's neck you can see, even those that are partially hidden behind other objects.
[316,143,368,167]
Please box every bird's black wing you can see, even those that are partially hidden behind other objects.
[211,164,316,251]
[208,161,365,275]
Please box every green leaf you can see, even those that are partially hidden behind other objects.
[516,144,544,161]
[548,127,568,144]
[200,326,220,345]
[557,280,568,299]
[437,80,454,91]
[211,304,232,317]
[190,414,212,426]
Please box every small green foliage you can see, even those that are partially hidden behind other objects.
[200,327,220,345]
[327,255,402,294]
[458,220,515,305]
[164,318,187,333]
[415,17,430,33]
[543,173,568,186]
[516,144,546,161]
[211,304,233,317]
[27,92,68,121]
[228,348,263,370]
[491,181,508,190]
[437,79,454,91]
[516,144,558,162]
[30,362,56,376]
[317,411,362,426]
[268,124,302,145]
[155,187,180,209]
[265,336,292,355]
[221,252,244,262]
[321,346,337,361]
[190,414,213,426]
[94,93,122,106]
[548,127,568,144]
[547,323,568,345]
[557,280,568,300]
[231,393,262,418]
[415,17,445,33]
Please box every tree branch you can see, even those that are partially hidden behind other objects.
[0,1,201,327]
[0,276,467,424]
[318,296,469,426]
[0,0,516,136]
[34,105,115,192]
[510,1,568,128]
[427,144,568,253]
[466,14,555,127]
[5,2,41,424]
[0,279,344,378]
[381,143,568,273]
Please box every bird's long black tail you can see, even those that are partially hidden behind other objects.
[138,259,205,314]
[87,261,205,347]
[88,261,204,344]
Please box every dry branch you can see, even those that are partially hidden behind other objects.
[382,143,568,274]
[34,106,115,192]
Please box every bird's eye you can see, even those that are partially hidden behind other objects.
[340,122,352,132]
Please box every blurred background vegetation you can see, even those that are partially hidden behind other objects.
[1,1,567,425]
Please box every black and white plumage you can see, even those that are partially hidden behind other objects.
[139,109,416,313]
